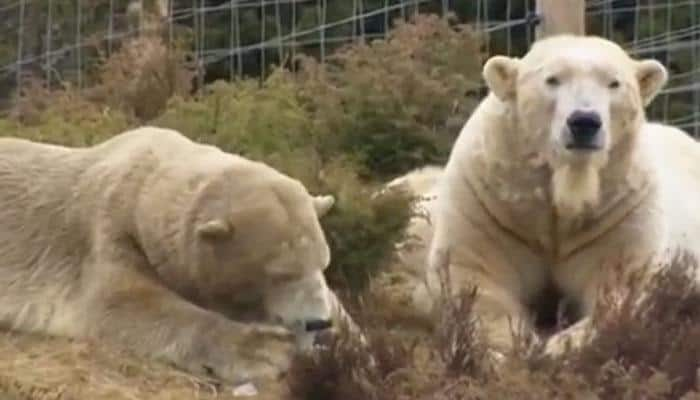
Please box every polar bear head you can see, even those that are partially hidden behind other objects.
[482,35,667,215]
[184,164,337,342]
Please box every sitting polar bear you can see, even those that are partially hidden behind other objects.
[392,35,700,354]
[0,126,357,385]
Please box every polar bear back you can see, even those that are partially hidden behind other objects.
[645,123,700,262]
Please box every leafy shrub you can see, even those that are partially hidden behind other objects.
[2,82,131,145]
[295,13,485,178]
[155,74,317,163]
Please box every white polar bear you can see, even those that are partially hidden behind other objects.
[393,34,700,353]
[0,126,357,385]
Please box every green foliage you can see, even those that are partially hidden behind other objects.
[0,86,130,146]
[295,14,484,178]
[155,75,317,162]
[319,164,413,290]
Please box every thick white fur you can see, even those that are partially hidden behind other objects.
[392,35,700,354]
[0,126,356,385]
[551,164,601,216]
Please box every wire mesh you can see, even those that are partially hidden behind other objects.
[587,0,700,136]
[0,0,698,136]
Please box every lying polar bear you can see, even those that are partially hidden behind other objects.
[0,126,357,385]
[391,34,700,353]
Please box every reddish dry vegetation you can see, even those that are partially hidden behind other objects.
[0,255,698,400]
[287,252,700,400]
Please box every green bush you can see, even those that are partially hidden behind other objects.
[1,85,130,146]
[155,74,318,165]
[295,14,484,178]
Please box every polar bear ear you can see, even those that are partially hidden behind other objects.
[636,59,668,107]
[313,195,335,217]
[196,219,234,239]
[482,55,521,101]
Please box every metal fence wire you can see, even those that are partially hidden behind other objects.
[0,0,698,136]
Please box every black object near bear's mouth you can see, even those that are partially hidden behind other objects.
[305,319,333,332]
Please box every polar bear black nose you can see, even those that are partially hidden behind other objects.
[305,318,333,332]
[566,111,602,148]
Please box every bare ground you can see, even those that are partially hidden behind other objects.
[0,332,290,400]
[2,256,700,400]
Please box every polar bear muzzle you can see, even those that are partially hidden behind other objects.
[564,110,604,151]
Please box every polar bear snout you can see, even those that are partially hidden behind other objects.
[565,110,604,151]
[264,271,333,331]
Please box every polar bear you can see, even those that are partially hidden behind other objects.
[0,126,357,385]
[394,35,700,354]
[383,165,443,199]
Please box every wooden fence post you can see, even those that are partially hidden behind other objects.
[535,0,586,39]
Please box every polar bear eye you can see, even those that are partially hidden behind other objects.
[608,80,620,89]
[545,76,560,87]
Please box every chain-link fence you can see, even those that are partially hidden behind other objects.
[1,0,698,135]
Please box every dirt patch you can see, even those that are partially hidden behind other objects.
[0,332,288,400]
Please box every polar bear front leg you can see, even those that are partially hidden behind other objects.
[183,318,297,384]
[79,265,296,386]
[426,248,534,357]
[543,316,593,356]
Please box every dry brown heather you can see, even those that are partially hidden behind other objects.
[288,252,700,400]
[4,253,696,399]
[0,333,258,400]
